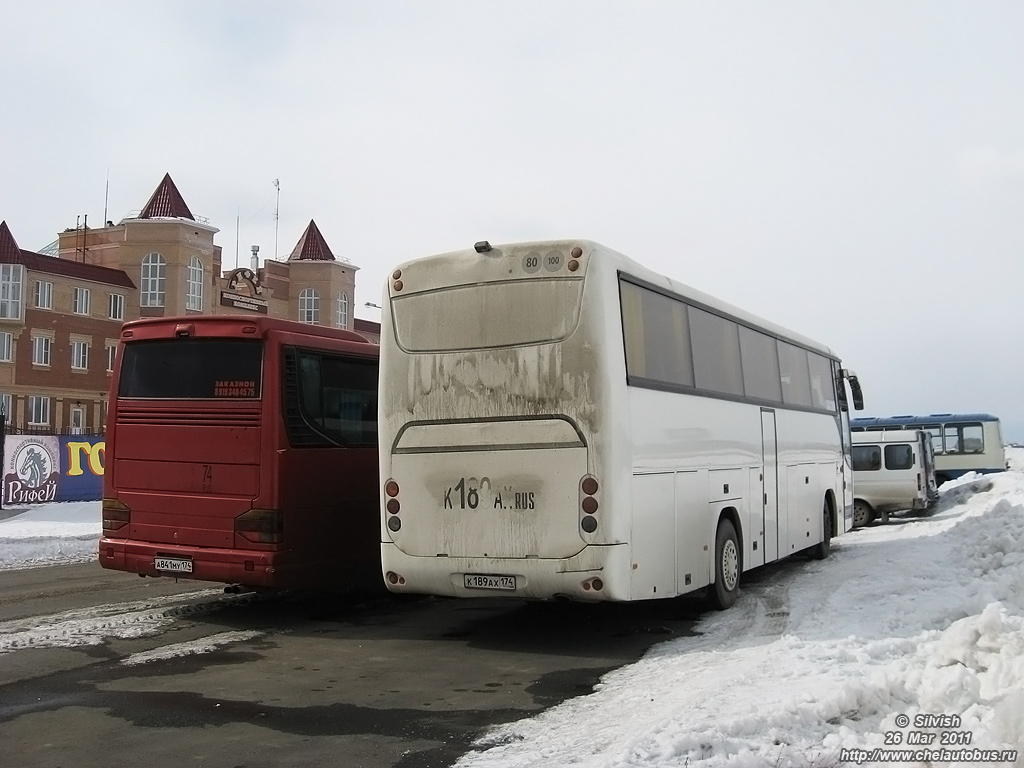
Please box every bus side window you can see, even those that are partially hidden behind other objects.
[943,425,962,454]
[962,423,984,454]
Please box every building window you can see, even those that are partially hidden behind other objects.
[0,264,23,319]
[0,393,11,421]
[32,335,51,366]
[35,280,53,309]
[186,256,204,311]
[106,343,117,373]
[73,286,92,315]
[337,292,349,329]
[298,288,320,324]
[72,340,90,371]
[0,332,11,362]
[141,252,166,307]
[109,293,125,320]
[70,406,85,435]
[28,396,50,426]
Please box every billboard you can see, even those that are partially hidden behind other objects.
[2,434,105,505]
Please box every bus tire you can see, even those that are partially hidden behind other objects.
[709,519,740,611]
[811,499,832,560]
[852,500,873,528]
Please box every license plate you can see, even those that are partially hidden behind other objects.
[464,574,516,591]
[155,557,193,574]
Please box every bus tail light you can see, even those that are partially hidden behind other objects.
[917,473,922,491]
[385,479,402,533]
[235,508,284,545]
[386,571,406,586]
[102,498,130,533]
[582,577,603,592]
[580,475,599,534]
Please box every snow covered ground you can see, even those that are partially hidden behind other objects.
[0,499,102,571]
[2,451,1022,767]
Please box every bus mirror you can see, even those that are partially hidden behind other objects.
[844,370,864,411]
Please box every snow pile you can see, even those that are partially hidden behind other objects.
[0,500,101,570]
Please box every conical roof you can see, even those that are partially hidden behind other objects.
[288,219,336,261]
[138,173,195,220]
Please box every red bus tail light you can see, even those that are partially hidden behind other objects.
[102,499,131,533]
[235,508,284,545]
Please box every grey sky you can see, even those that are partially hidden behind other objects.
[3,2,1023,438]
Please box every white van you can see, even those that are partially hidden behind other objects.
[851,430,939,527]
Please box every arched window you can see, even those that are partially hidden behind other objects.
[141,253,166,307]
[298,288,320,324]
[186,256,204,311]
[337,292,349,329]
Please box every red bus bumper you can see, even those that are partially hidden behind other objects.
[98,537,307,589]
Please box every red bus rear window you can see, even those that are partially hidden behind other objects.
[118,340,263,399]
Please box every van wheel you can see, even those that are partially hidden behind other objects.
[811,500,832,560]
[852,500,873,528]
[709,519,740,610]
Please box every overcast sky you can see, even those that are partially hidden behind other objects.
[3,2,1023,438]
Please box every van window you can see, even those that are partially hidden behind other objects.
[852,445,881,471]
[884,444,914,470]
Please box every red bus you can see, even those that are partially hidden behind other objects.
[100,315,382,592]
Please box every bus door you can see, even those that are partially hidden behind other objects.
[760,409,779,562]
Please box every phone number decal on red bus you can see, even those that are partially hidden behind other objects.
[213,380,257,398]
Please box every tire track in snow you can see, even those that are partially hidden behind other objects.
[0,589,258,654]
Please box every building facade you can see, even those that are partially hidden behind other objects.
[1,173,379,434]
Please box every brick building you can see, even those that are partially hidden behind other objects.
[0,173,379,433]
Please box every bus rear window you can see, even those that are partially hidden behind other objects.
[118,340,263,399]
[391,278,584,351]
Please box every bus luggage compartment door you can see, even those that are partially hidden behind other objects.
[387,419,588,560]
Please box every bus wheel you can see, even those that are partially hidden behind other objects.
[710,519,740,611]
[812,500,832,560]
[852,500,873,528]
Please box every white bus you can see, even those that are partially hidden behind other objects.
[378,240,864,607]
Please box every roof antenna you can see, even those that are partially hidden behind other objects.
[103,169,109,227]
[273,179,280,261]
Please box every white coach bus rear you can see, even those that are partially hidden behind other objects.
[378,240,863,606]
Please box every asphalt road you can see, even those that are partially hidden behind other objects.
[0,562,703,768]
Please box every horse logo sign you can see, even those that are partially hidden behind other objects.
[4,435,60,505]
